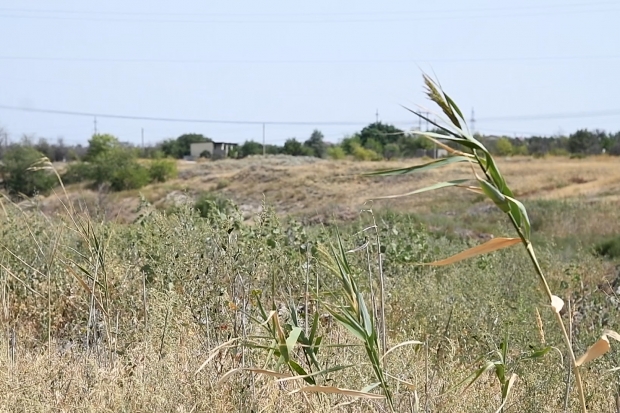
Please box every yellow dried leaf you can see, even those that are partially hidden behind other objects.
[460,185,484,195]
[576,336,610,367]
[422,237,521,267]
[217,368,242,385]
[247,368,292,378]
[217,367,292,385]
[603,329,620,342]
[294,385,385,399]
[551,296,564,313]
[195,337,239,375]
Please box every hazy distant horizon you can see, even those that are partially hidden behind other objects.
[1,1,619,146]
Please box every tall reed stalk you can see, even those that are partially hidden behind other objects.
[366,74,593,412]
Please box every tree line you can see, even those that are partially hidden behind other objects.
[1,123,619,200]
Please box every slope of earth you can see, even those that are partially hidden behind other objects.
[38,154,620,228]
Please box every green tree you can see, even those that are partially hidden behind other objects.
[35,137,54,161]
[304,129,327,158]
[53,137,68,162]
[568,129,602,155]
[398,134,433,157]
[63,136,155,191]
[237,141,283,157]
[358,122,403,148]
[85,133,119,161]
[513,143,529,156]
[238,140,263,157]
[383,143,401,160]
[351,143,381,161]
[363,137,383,155]
[160,133,212,159]
[0,145,57,198]
[609,132,620,156]
[327,145,346,160]
[495,138,514,156]
[283,138,314,156]
[340,134,362,155]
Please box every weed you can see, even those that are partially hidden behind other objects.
[594,235,620,260]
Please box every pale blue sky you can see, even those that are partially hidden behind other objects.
[0,1,619,146]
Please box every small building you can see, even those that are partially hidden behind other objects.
[190,142,214,159]
[428,148,448,158]
[189,141,238,160]
[213,142,238,159]
[414,148,448,159]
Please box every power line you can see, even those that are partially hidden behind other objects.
[0,4,617,24]
[1,1,616,17]
[1,55,619,64]
[0,104,373,126]
[478,109,620,122]
[0,104,618,131]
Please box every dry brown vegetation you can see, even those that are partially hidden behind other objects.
[2,153,620,412]
[38,154,620,225]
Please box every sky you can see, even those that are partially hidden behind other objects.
[0,0,619,147]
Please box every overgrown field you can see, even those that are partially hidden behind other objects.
[1,176,620,411]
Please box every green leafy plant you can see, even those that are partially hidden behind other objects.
[327,145,346,160]
[148,158,178,183]
[0,146,57,197]
[461,335,550,413]
[319,233,393,407]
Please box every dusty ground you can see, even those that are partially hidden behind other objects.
[37,154,620,224]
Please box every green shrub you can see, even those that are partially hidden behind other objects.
[549,148,570,157]
[383,143,401,160]
[61,161,92,184]
[594,235,620,260]
[327,146,346,160]
[109,162,150,191]
[352,143,381,161]
[0,145,57,198]
[61,148,152,192]
[495,137,514,156]
[194,192,234,220]
[148,159,178,183]
[216,179,230,190]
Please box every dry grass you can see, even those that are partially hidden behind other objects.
[36,155,620,225]
[3,153,620,412]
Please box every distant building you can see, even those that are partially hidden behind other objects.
[189,141,238,160]
[414,148,448,159]
[213,142,238,159]
[190,142,214,158]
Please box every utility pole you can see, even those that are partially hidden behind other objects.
[375,109,379,124]
[0,127,7,155]
[262,123,266,157]
[141,128,145,156]
[470,108,476,135]
[93,116,98,135]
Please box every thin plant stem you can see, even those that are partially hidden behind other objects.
[365,242,378,342]
[159,304,170,360]
[473,150,587,412]
[304,245,310,337]
[505,209,587,412]
[564,297,573,412]
[369,212,387,356]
